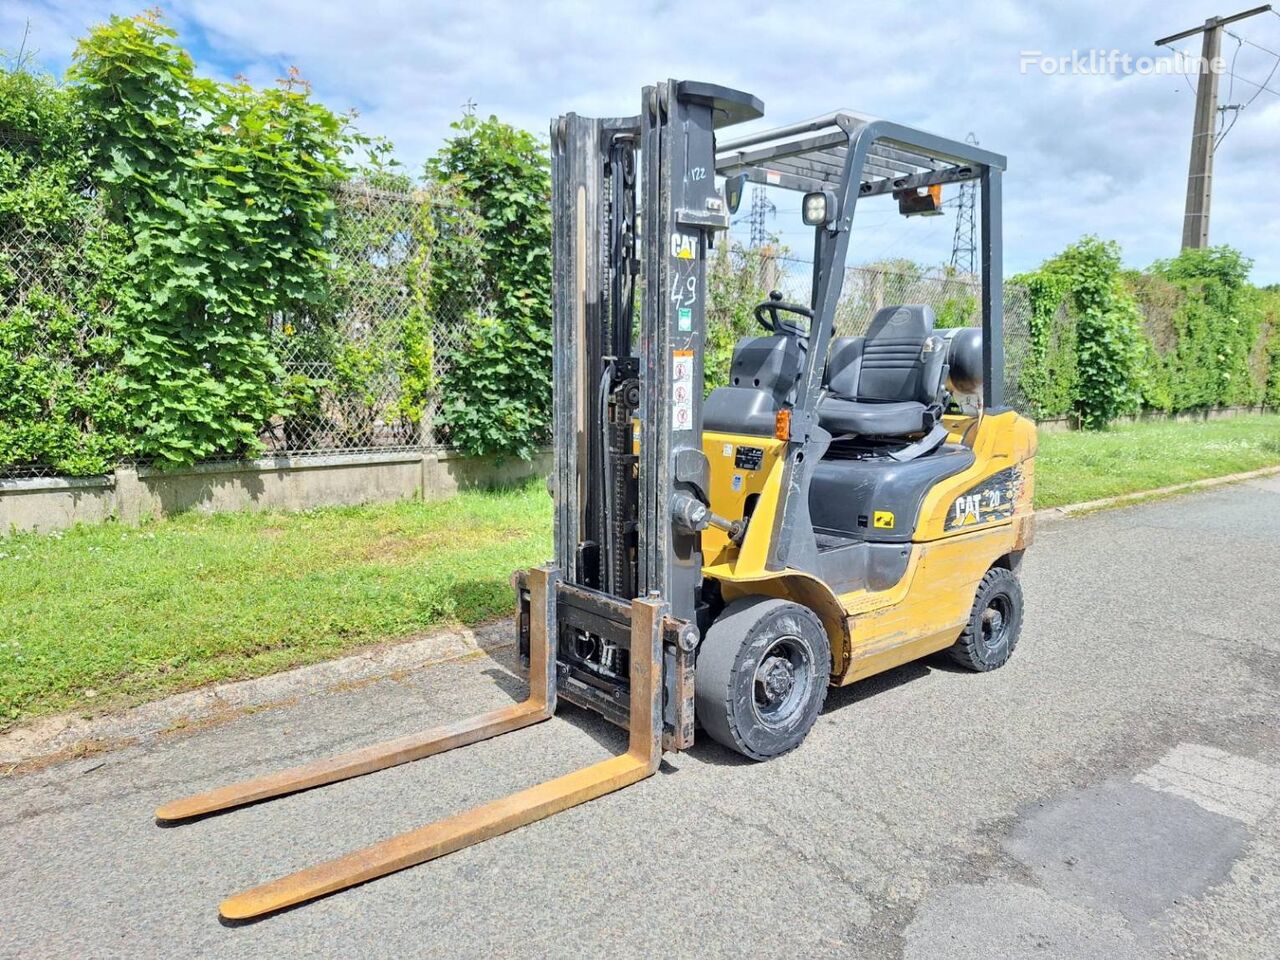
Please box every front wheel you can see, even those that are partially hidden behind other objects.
[947,565,1024,671]
[695,597,831,761]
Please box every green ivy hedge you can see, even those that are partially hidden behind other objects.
[1017,238,1278,427]
[2,12,556,473]
[1,12,371,473]
[69,14,361,467]
[0,63,133,475]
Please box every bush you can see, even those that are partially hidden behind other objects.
[1018,237,1141,426]
[705,242,782,392]
[68,12,359,467]
[1145,246,1263,410]
[425,115,552,460]
[0,63,132,474]
[1017,271,1077,419]
[1261,289,1280,410]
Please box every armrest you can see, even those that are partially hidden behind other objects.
[919,334,948,404]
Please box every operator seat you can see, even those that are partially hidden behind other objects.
[819,304,947,438]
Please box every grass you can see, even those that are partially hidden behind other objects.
[0,483,551,728]
[2,414,1279,728]
[1034,413,1280,508]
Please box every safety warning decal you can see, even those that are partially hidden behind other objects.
[945,466,1022,530]
[873,510,895,530]
[672,349,695,431]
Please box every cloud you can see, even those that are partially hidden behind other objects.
[6,0,1279,280]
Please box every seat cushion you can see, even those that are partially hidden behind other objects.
[817,397,926,436]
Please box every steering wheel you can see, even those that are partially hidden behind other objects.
[754,290,814,342]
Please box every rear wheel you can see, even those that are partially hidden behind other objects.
[695,597,830,760]
[948,565,1024,671]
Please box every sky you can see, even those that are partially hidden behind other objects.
[5,1,1280,282]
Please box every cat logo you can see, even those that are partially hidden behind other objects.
[873,510,895,529]
[670,233,696,260]
[952,493,982,526]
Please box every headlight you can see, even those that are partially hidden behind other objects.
[802,190,836,226]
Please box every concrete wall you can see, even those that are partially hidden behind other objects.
[0,449,552,536]
[4,402,1273,534]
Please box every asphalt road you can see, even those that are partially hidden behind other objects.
[3,477,1280,959]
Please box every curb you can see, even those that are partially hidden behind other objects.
[0,621,517,772]
[1033,464,1280,527]
[6,463,1278,771]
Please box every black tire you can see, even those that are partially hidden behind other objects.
[695,597,831,761]
[947,565,1024,671]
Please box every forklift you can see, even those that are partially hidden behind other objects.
[156,80,1036,920]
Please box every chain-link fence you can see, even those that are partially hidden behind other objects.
[259,181,485,459]
[0,180,488,479]
[0,128,119,480]
[708,249,1032,412]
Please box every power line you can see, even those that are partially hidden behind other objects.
[1216,104,1243,148]
[1226,34,1243,107]
[1226,68,1280,95]
[1227,26,1280,57]
[738,186,776,248]
[1223,26,1280,115]
[1215,36,1245,147]
[1162,39,1280,98]
[1243,53,1280,104]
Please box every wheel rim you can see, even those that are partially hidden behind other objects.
[751,634,813,729]
[980,593,1012,654]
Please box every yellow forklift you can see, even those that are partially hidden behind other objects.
[156,80,1035,919]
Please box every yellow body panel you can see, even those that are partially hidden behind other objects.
[700,411,1037,685]
[836,525,1016,683]
[701,431,787,569]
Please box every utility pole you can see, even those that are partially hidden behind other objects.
[1156,5,1271,249]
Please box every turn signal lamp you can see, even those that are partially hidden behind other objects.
[774,407,792,441]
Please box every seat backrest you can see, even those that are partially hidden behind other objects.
[703,334,804,435]
[727,335,803,403]
[825,305,946,404]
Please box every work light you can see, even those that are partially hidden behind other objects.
[802,190,836,226]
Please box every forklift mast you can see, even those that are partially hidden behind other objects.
[544,81,762,735]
